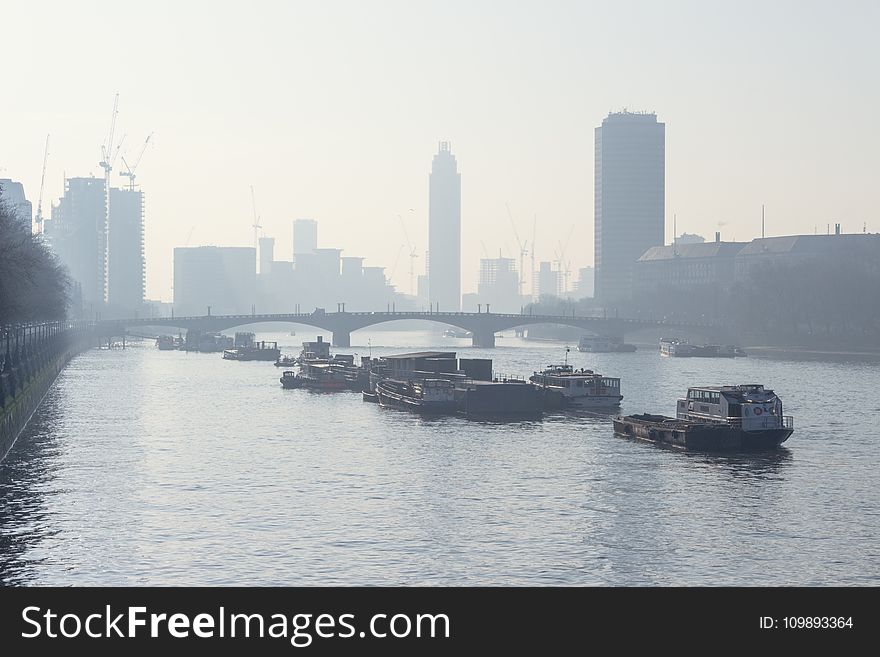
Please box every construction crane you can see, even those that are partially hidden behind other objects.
[505,203,528,301]
[120,133,153,191]
[530,215,537,302]
[34,134,49,234]
[388,243,405,283]
[250,185,262,250]
[397,213,418,296]
[99,93,123,303]
[555,224,576,297]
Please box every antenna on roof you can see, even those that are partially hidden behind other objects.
[761,204,765,239]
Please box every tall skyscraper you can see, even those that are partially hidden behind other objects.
[293,219,318,257]
[45,176,107,310]
[107,187,145,314]
[594,111,665,302]
[428,141,461,311]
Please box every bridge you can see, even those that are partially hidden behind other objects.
[102,311,722,348]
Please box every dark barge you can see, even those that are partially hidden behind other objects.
[614,384,793,451]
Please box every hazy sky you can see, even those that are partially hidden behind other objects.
[3,0,878,302]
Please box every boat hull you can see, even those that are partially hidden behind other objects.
[613,414,792,451]
[376,383,457,414]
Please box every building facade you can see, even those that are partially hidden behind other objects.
[594,111,665,302]
[173,246,256,316]
[0,179,32,231]
[45,176,107,313]
[537,261,560,298]
[428,142,461,311]
[293,219,317,258]
[477,257,520,313]
[107,187,145,315]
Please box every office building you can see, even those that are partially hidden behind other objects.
[477,257,520,313]
[44,176,107,310]
[293,219,318,258]
[258,236,275,276]
[428,142,461,311]
[594,111,665,301]
[537,261,560,298]
[107,187,145,314]
[173,246,256,316]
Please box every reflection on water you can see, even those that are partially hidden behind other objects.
[0,330,878,586]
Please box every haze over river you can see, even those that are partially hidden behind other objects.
[1,329,877,585]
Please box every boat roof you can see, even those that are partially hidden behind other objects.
[688,384,767,392]
[383,351,457,360]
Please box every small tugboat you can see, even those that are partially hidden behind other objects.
[274,354,298,367]
[528,350,622,409]
[613,384,794,451]
[376,379,458,414]
[279,370,304,389]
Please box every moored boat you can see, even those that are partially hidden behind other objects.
[297,361,349,391]
[377,379,458,414]
[614,383,793,451]
[279,370,304,389]
[529,362,622,409]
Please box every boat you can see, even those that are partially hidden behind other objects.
[577,335,637,353]
[613,383,794,451]
[659,337,698,357]
[279,370,304,389]
[188,331,234,352]
[660,338,746,358]
[297,361,349,391]
[528,362,623,408]
[298,336,332,363]
[222,340,280,361]
[156,335,178,350]
[442,328,472,339]
[362,389,380,403]
[274,355,298,367]
[376,378,458,414]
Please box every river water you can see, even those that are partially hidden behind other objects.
[1,329,877,585]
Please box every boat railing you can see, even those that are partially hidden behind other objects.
[725,415,794,429]
[492,372,526,383]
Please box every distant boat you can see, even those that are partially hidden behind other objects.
[660,338,745,358]
[442,328,472,338]
[577,335,636,353]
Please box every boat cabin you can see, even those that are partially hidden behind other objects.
[677,384,791,431]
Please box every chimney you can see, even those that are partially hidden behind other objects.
[715,231,721,243]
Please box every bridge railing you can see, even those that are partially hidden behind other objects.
[112,310,721,329]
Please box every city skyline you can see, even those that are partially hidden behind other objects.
[1,1,878,303]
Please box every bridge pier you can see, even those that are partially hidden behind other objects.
[471,328,495,348]
[332,331,351,348]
